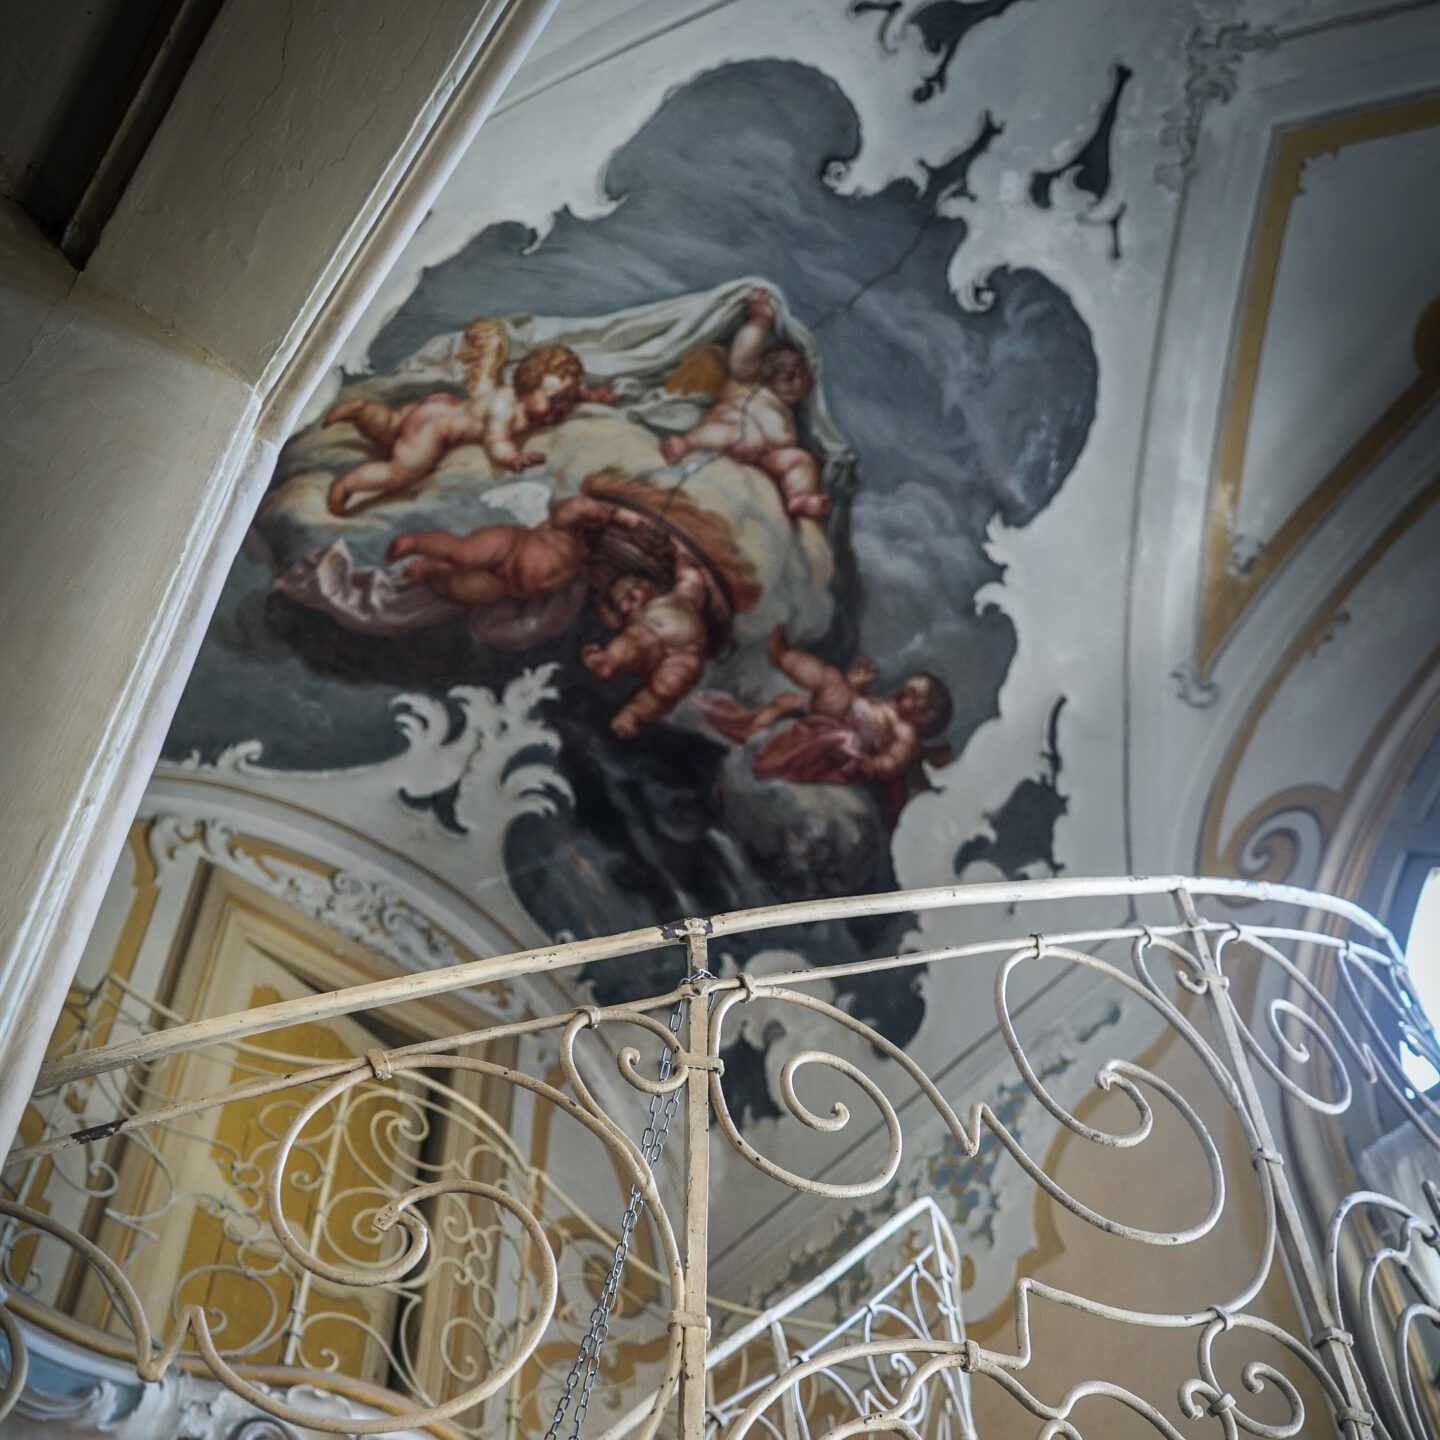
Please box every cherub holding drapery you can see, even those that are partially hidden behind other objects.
[387,484,733,739]
[662,287,831,521]
[697,626,952,822]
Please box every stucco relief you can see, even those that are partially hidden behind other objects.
[143,812,526,1023]
[1153,17,1277,191]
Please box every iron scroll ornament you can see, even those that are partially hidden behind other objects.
[2,875,1437,1438]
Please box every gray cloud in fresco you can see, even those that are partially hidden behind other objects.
[371,56,1094,713]
[169,59,1095,770]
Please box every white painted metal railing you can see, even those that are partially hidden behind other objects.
[597,1196,974,1440]
[1,875,1437,1439]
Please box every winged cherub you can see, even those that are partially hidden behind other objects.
[324,319,613,515]
[698,626,951,787]
[387,493,719,740]
[661,288,830,521]
[581,559,714,740]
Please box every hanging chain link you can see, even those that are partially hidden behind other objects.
[544,972,711,1440]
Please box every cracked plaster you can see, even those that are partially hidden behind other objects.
[89,0,509,384]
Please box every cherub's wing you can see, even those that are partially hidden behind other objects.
[459,318,508,392]
[665,343,730,397]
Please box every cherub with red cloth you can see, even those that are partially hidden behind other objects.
[697,627,951,812]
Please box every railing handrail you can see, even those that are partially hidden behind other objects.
[5,874,1432,1440]
[31,874,1402,1096]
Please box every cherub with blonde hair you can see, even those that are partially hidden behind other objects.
[661,287,830,521]
[324,319,614,515]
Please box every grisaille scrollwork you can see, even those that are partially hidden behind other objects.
[3,876,1438,1438]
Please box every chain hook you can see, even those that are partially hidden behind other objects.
[545,990,690,1440]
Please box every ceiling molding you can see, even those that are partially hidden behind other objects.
[1198,471,1440,881]
[1198,92,1440,675]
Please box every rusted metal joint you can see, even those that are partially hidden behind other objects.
[661,916,714,941]
[668,1307,712,1337]
[674,1052,725,1076]
[70,1117,125,1147]
[365,1048,393,1082]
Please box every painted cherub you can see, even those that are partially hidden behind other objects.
[660,288,830,521]
[387,496,715,738]
[324,319,613,515]
[385,492,645,607]
[582,557,713,740]
[698,626,951,786]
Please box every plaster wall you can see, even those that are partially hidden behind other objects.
[0,0,175,227]
[20,0,1432,1342]
[88,0,534,388]
[0,202,259,1142]
[0,0,561,1152]
[3,0,1438,1429]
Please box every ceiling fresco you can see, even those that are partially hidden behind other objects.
[164,51,1097,1051]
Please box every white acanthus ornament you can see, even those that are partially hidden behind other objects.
[1155,14,1277,190]
[149,667,577,1011]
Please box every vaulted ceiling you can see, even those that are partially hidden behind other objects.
[75,0,1440,1328]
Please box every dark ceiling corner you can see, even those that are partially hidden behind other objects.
[0,0,225,266]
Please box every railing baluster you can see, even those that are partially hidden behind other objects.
[1,876,1432,1438]
[1172,884,1377,1438]
[678,923,714,1440]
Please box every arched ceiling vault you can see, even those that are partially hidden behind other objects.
[70,0,1440,1330]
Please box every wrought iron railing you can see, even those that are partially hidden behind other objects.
[596,1196,974,1440]
[1,875,1437,1439]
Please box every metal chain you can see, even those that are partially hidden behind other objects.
[545,974,710,1440]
